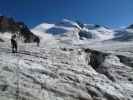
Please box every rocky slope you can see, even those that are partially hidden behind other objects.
[0,16,38,43]
[0,42,133,100]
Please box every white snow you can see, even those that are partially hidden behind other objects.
[31,19,115,45]
[0,32,12,41]
[32,23,55,32]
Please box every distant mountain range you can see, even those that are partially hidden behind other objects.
[31,19,115,44]
[1,16,133,44]
[32,19,133,44]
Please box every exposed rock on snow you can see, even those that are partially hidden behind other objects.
[0,16,38,43]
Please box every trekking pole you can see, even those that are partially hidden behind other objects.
[16,54,21,100]
[15,44,22,100]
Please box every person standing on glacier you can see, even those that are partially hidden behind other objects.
[34,36,40,47]
[11,34,18,53]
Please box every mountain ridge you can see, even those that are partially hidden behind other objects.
[32,19,133,44]
[31,19,115,44]
[0,16,39,43]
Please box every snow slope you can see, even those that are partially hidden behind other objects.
[112,29,133,41]
[79,25,114,40]
[0,32,12,41]
[0,41,133,100]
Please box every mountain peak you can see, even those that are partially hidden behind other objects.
[31,19,115,43]
[127,24,133,29]
[0,16,38,43]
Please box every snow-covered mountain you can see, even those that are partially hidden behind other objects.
[31,19,115,44]
[32,19,133,45]
[112,25,133,41]
[79,25,114,40]
[1,17,133,44]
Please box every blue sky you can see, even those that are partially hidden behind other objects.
[0,0,133,28]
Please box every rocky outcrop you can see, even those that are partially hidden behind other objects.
[127,24,133,29]
[0,43,133,100]
[83,48,133,99]
[0,16,38,43]
[0,38,4,42]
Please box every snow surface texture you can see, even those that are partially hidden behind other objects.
[0,19,133,100]
[0,40,133,100]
